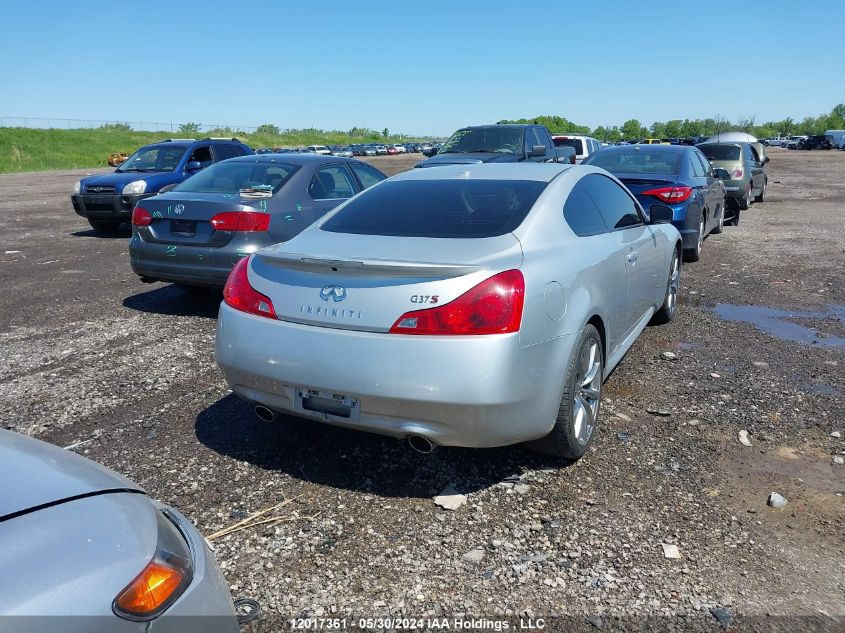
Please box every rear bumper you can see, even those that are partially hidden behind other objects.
[129,234,245,287]
[71,193,152,221]
[215,303,574,447]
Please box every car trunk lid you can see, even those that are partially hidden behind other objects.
[249,229,524,332]
[137,193,268,247]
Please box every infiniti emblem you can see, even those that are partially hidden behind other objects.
[320,285,347,302]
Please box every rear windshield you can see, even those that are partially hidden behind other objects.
[173,161,299,194]
[553,138,584,154]
[698,145,741,161]
[439,127,524,155]
[321,179,547,238]
[584,149,682,175]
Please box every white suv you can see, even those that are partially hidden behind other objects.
[305,145,331,155]
[551,135,601,163]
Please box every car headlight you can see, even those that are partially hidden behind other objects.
[73,180,81,194]
[113,510,193,621]
[123,180,147,195]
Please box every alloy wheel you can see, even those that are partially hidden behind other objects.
[572,339,602,446]
[665,252,680,318]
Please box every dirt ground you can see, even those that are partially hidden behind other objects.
[1,149,843,631]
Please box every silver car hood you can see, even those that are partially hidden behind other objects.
[0,430,143,519]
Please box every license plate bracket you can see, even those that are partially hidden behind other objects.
[295,387,359,421]
[170,219,196,235]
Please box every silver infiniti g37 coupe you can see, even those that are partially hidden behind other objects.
[215,163,682,459]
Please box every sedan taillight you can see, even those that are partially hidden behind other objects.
[641,186,693,204]
[732,166,744,178]
[210,211,270,232]
[132,207,153,226]
[223,256,277,319]
[390,270,524,335]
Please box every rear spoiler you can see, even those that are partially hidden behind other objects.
[254,252,482,279]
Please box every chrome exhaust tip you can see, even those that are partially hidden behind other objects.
[408,435,435,454]
[254,405,275,423]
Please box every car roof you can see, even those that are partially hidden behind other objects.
[457,124,534,130]
[393,163,572,183]
[141,138,247,151]
[221,153,363,165]
[599,144,689,153]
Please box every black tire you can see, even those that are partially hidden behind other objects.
[527,324,603,460]
[711,206,724,234]
[738,187,751,210]
[88,219,121,233]
[651,248,680,325]
[754,181,765,203]
[683,213,704,262]
[727,209,741,226]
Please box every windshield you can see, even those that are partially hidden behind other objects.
[439,127,524,155]
[698,145,741,161]
[118,146,186,172]
[172,161,299,194]
[553,138,584,154]
[321,179,547,238]
[584,149,683,175]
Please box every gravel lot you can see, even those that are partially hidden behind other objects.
[1,149,843,632]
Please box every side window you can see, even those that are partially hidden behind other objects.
[188,145,212,167]
[748,145,760,163]
[349,162,386,190]
[535,127,552,149]
[695,152,712,177]
[213,144,243,162]
[689,154,705,178]
[583,174,642,230]
[563,179,608,237]
[308,165,356,200]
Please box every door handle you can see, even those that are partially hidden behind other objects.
[626,251,639,263]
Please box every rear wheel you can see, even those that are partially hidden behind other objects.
[651,249,680,325]
[711,206,724,234]
[738,187,751,210]
[88,219,121,233]
[727,208,741,226]
[684,214,704,262]
[754,180,765,203]
[527,325,603,460]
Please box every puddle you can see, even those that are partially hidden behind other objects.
[710,303,845,347]
[807,383,843,397]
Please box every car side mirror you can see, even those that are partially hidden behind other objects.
[713,168,731,180]
[186,160,202,172]
[648,204,674,224]
[764,156,770,164]
[529,145,547,157]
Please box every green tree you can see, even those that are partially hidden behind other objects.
[256,123,280,135]
[177,122,201,135]
[663,120,683,137]
[383,128,390,138]
[620,119,643,140]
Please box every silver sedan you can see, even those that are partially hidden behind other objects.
[215,163,682,459]
[0,430,239,632]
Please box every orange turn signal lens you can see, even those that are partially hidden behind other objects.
[114,560,185,618]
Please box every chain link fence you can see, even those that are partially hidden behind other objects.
[0,116,267,134]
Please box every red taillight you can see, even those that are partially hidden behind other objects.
[210,211,270,232]
[641,186,693,204]
[732,166,743,178]
[132,207,152,226]
[223,256,277,319]
[389,270,524,335]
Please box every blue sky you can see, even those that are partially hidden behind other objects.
[1,0,843,136]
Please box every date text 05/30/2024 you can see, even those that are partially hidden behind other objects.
[289,617,547,630]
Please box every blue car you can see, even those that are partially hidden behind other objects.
[71,138,253,233]
[582,144,728,261]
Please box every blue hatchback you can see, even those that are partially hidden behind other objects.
[583,144,727,261]
[71,138,253,233]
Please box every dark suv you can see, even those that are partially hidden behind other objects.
[415,124,563,167]
[71,138,253,232]
[798,135,833,150]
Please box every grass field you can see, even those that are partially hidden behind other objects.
[0,127,423,173]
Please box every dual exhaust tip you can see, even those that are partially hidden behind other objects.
[252,405,435,454]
